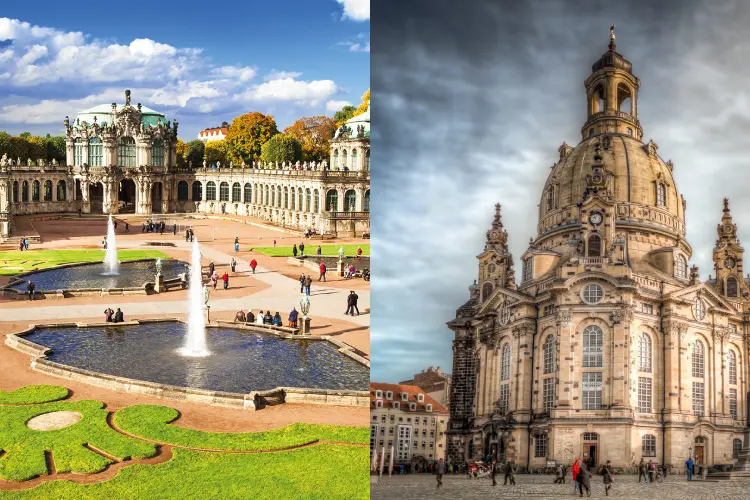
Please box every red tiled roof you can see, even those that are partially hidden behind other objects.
[199,127,228,137]
[370,382,448,413]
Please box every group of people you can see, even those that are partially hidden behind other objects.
[207,262,230,290]
[142,220,175,234]
[299,274,313,295]
[234,307,300,328]
[303,228,318,238]
[103,307,125,323]
[637,458,660,483]
[18,237,29,251]
[185,228,195,242]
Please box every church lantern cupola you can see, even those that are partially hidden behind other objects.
[582,25,642,141]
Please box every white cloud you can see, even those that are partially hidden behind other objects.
[241,78,338,105]
[265,70,302,81]
[349,42,370,53]
[0,88,130,124]
[326,99,352,112]
[336,0,370,21]
[212,65,256,82]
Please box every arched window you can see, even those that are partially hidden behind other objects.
[675,255,687,279]
[297,188,303,211]
[283,187,289,208]
[729,349,737,385]
[192,181,202,201]
[341,150,348,169]
[656,183,666,207]
[152,139,164,167]
[693,340,704,378]
[333,149,339,168]
[727,277,738,297]
[364,190,370,212]
[351,149,358,170]
[588,128,595,138]
[501,343,511,381]
[582,325,603,367]
[88,138,103,166]
[74,138,83,166]
[43,180,52,201]
[290,187,296,210]
[206,181,216,201]
[118,137,136,166]
[177,181,189,200]
[587,233,601,256]
[638,333,652,372]
[546,186,555,212]
[326,190,338,212]
[12,181,18,203]
[32,180,40,202]
[344,189,356,212]
[734,439,743,459]
[543,335,555,374]
[693,297,706,321]
[626,128,633,136]
[21,181,29,202]
[365,150,370,170]
[277,186,282,208]
[266,185,271,205]
[523,258,533,282]
[219,182,229,201]
[481,282,493,301]
[730,388,738,420]
[313,189,320,213]
[232,182,241,202]
[642,435,656,457]
[244,183,251,203]
[56,180,66,201]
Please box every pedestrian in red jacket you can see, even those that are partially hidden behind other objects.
[222,272,229,290]
[319,262,327,282]
[250,259,257,274]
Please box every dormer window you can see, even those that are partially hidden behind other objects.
[375,390,383,399]
[386,391,393,400]
[401,392,408,401]
[417,394,424,403]
[426,404,433,412]
[656,183,666,207]
[376,400,383,408]
[675,255,687,280]
[409,402,417,411]
[546,185,556,212]
[393,402,400,409]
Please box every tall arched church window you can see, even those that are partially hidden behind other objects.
[727,277,738,297]
[118,137,136,166]
[675,255,687,279]
[481,282,493,301]
[244,183,252,203]
[543,335,555,374]
[232,182,241,202]
[692,340,704,378]
[638,333,652,372]
[177,181,189,201]
[582,325,603,367]
[206,181,216,201]
[656,183,666,207]
[501,344,511,381]
[692,297,706,321]
[219,182,229,202]
[587,234,601,257]
[546,186,555,212]
[729,349,737,385]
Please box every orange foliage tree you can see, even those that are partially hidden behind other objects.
[284,116,336,162]
[225,112,278,165]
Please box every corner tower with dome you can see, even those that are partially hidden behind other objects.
[446,29,748,471]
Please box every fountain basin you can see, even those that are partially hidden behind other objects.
[11,321,369,409]
[5,259,189,294]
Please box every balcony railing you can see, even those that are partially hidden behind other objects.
[325,211,370,220]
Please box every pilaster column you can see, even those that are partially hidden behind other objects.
[65,138,74,166]
[556,309,573,407]
[82,141,89,166]
[663,321,684,413]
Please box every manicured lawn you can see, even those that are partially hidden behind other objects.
[0,400,156,481]
[2,445,369,499]
[250,244,369,257]
[114,405,369,451]
[0,249,169,276]
[0,386,69,405]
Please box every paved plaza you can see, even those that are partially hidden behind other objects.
[370,473,750,499]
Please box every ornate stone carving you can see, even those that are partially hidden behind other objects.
[610,304,634,325]
[556,309,572,328]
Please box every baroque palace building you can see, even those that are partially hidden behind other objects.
[446,31,749,471]
[0,90,369,239]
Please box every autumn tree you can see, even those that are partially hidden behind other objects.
[334,105,356,128]
[204,139,229,166]
[186,140,205,168]
[284,116,336,162]
[225,112,278,165]
[260,134,302,164]
[353,88,370,117]
[175,138,189,168]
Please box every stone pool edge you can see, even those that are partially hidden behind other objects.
[4,318,370,411]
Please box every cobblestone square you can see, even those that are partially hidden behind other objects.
[370,473,750,499]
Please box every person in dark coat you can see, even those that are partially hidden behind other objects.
[113,308,124,323]
[299,242,305,256]
[490,460,497,486]
[263,311,273,325]
[208,262,215,276]
[346,290,360,315]
[436,458,445,489]
[639,458,647,483]
[230,258,236,273]
[577,464,591,497]
[299,274,305,293]
[27,280,35,301]
[185,229,190,242]
[600,460,614,496]
[173,224,177,235]
[502,458,517,485]
[293,244,298,257]
[288,307,299,328]
[304,275,312,295]
[319,261,327,281]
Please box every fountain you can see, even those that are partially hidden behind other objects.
[179,237,210,357]
[103,214,119,275]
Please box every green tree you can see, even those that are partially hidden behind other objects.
[0,132,10,158]
[334,105,356,128]
[186,140,205,168]
[7,136,29,160]
[18,132,31,139]
[260,134,302,164]
[204,139,229,166]
[284,116,336,162]
[225,112,278,165]
[26,136,46,160]
[44,135,66,163]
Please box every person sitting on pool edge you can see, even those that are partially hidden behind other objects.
[256,310,265,325]
[113,308,124,323]
[246,309,255,323]
[235,310,246,322]
[272,312,282,326]
[263,311,273,325]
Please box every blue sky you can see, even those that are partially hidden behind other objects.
[0,0,369,140]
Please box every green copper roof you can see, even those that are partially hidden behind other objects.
[335,106,370,140]
[76,103,168,128]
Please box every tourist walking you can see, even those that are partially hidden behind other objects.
[319,261,327,281]
[299,242,305,256]
[293,244,298,257]
[256,311,265,325]
[185,229,190,242]
[211,272,218,290]
[173,224,177,235]
[189,229,194,242]
[304,275,312,295]
[288,307,299,328]
[234,241,239,252]
[299,274,305,293]
[317,245,322,256]
[230,258,236,273]
[638,458,647,482]
[113,308,124,323]
[577,464,591,497]
[436,458,445,489]
[346,290,360,315]
[125,222,129,232]
[600,460,614,496]
[102,236,107,250]
[208,262,215,276]
[554,463,565,483]
[685,456,694,481]
[234,236,239,246]
[18,238,24,251]
[27,280,35,301]
[113,220,117,230]
[490,460,497,486]
[222,272,229,290]
[250,259,257,274]
[647,460,656,483]
[572,458,581,495]
[503,458,516,485]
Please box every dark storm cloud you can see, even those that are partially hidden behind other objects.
[370,0,750,383]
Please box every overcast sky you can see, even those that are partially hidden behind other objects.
[371,0,750,382]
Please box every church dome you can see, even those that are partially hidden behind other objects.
[334,106,369,139]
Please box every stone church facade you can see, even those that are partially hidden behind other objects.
[0,90,370,239]
[446,33,748,471]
